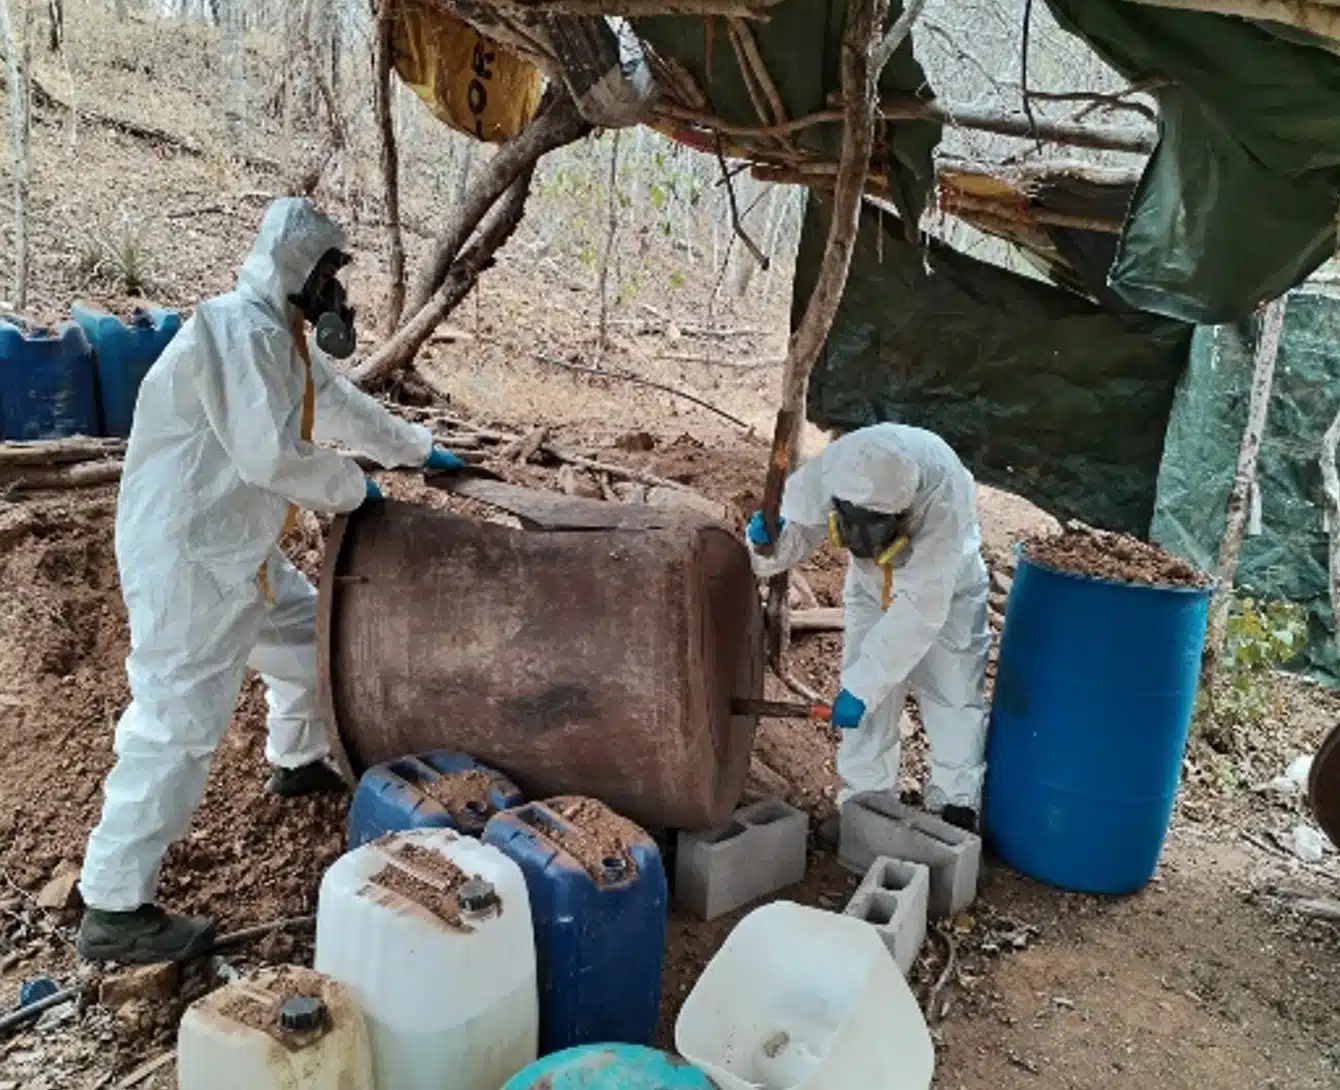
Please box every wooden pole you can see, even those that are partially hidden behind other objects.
[372,0,406,333]
[758,0,885,684]
[1202,296,1288,684]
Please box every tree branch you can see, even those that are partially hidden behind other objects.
[534,352,753,430]
[404,85,591,316]
[873,0,928,73]
[352,169,536,387]
[1203,297,1288,682]
[372,0,406,332]
[654,97,1154,153]
[715,139,769,268]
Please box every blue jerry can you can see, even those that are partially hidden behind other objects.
[72,304,181,439]
[0,316,101,440]
[484,797,668,1054]
[502,1044,715,1089]
[346,750,524,848]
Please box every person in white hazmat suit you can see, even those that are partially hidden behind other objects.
[746,423,990,833]
[77,198,467,964]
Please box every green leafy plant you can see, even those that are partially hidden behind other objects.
[78,216,154,295]
[1197,594,1309,741]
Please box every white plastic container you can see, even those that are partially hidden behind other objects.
[675,901,935,1090]
[177,965,373,1090]
[314,828,538,1090]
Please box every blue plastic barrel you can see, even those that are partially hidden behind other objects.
[72,304,181,438]
[985,555,1211,894]
[346,750,523,848]
[502,1044,715,1089]
[0,317,101,440]
[484,798,668,1054]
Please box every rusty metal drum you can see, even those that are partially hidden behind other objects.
[1308,720,1340,849]
[317,499,765,831]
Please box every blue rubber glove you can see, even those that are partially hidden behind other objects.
[364,478,384,502]
[830,689,866,729]
[425,446,466,472]
[746,511,785,548]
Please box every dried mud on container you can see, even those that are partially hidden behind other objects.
[420,769,500,826]
[370,841,479,932]
[1024,526,1210,588]
[531,797,646,883]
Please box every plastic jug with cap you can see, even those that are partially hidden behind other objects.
[71,304,181,438]
[347,750,524,848]
[314,828,538,1090]
[675,901,935,1090]
[177,965,373,1090]
[483,796,667,1053]
[0,316,100,440]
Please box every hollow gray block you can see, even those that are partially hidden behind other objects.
[838,793,981,917]
[675,798,809,921]
[843,857,930,975]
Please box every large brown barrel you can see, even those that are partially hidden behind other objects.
[1309,720,1340,848]
[317,499,765,830]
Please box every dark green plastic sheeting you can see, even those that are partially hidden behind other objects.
[1044,0,1340,324]
[633,1,940,226]
[794,198,1193,536]
[1152,294,1340,686]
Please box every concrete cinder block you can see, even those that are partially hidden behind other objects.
[676,798,809,921]
[838,793,980,917]
[843,857,930,975]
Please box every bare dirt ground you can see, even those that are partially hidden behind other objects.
[1,10,1339,1090]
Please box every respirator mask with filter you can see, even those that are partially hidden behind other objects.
[828,498,910,565]
[290,248,357,359]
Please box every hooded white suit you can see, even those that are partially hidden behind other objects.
[750,424,991,809]
[80,199,432,912]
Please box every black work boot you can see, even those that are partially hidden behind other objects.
[941,805,979,835]
[76,905,216,964]
[266,759,347,798]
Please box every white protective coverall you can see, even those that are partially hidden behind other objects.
[80,199,432,912]
[750,424,991,809]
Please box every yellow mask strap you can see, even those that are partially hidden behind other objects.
[876,536,909,567]
[828,510,842,549]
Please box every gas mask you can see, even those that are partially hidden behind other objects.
[828,498,909,564]
[289,248,357,359]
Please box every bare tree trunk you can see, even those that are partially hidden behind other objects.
[1202,296,1288,681]
[1320,400,1340,661]
[220,0,245,140]
[289,0,347,196]
[406,86,590,316]
[597,130,622,350]
[731,175,770,297]
[352,171,536,388]
[1,0,31,312]
[45,0,59,52]
[452,140,476,209]
[372,0,405,332]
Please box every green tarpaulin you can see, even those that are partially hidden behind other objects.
[1045,0,1340,324]
[633,1,940,226]
[1152,292,1340,685]
[795,198,1193,535]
